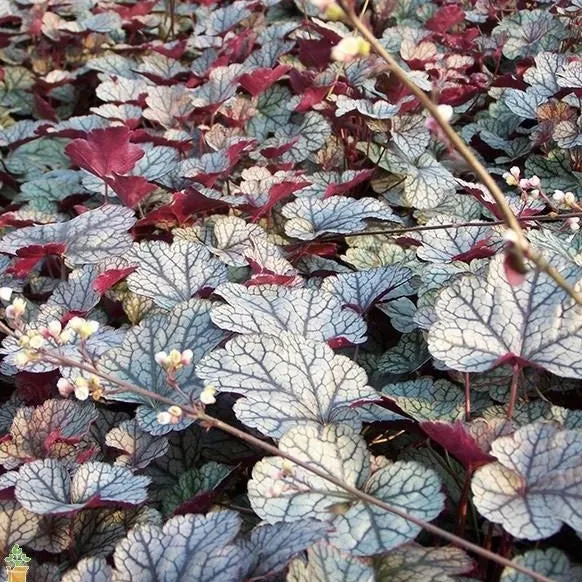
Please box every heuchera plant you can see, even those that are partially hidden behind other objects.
[0,0,579,580]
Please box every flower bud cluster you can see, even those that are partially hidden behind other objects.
[57,375,103,401]
[154,349,193,372]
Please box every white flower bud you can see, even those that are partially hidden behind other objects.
[14,352,30,367]
[59,328,75,344]
[5,298,26,319]
[167,349,182,368]
[436,104,453,123]
[553,190,565,203]
[564,191,576,206]
[528,175,540,188]
[200,385,217,405]
[331,37,371,63]
[28,333,45,350]
[67,317,99,340]
[181,349,193,366]
[168,405,183,419]
[567,217,580,232]
[47,321,62,337]
[73,378,90,401]
[0,287,13,302]
[157,411,172,425]
[57,378,74,397]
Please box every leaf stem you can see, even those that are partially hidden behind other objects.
[454,470,472,539]
[464,372,471,422]
[507,363,520,419]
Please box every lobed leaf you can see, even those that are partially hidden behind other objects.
[210,283,367,345]
[126,240,227,309]
[15,459,150,515]
[197,333,382,437]
[472,422,582,539]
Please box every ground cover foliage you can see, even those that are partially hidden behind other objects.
[0,0,579,579]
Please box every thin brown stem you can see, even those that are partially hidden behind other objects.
[464,372,471,422]
[507,363,520,420]
[332,212,582,239]
[454,471,472,538]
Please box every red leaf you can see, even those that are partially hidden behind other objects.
[439,85,479,107]
[328,336,354,349]
[249,181,310,221]
[324,169,375,198]
[76,447,99,464]
[238,65,290,97]
[105,173,156,209]
[188,140,255,187]
[451,238,497,262]
[247,273,300,286]
[260,137,300,159]
[7,256,43,277]
[294,86,330,112]
[297,39,332,70]
[286,242,338,262]
[222,28,256,62]
[172,491,216,517]
[17,243,66,258]
[421,420,496,470]
[7,243,67,277]
[441,28,479,51]
[114,0,155,19]
[136,190,228,229]
[65,126,144,179]
[503,250,527,286]
[426,5,465,34]
[92,267,137,294]
[151,39,188,60]
[33,92,58,121]
[0,210,35,229]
